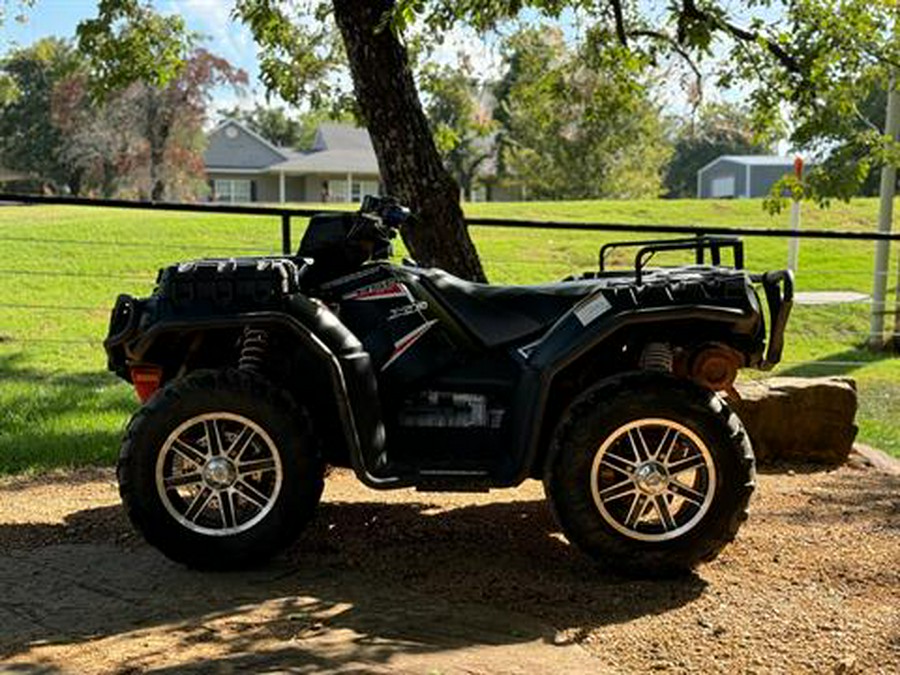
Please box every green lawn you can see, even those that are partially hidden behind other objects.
[1,198,898,475]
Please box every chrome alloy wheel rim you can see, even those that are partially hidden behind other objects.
[590,418,717,542]
[155,412,283,536]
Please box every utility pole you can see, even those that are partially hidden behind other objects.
[787,156,803,274]
[869,74,900,349]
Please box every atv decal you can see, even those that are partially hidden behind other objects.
[320,266,383,290]
[342,281,410,301]
[381,319,438,371]
[573,292,612,326]
[389,300,429,321]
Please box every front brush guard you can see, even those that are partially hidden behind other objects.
[752,270,794,369]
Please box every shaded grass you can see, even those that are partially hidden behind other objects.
[0,199,898,475]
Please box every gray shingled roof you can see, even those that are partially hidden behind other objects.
[271,124,379,174]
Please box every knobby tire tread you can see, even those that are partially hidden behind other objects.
[118,368,324,570]
[544,373,755,577]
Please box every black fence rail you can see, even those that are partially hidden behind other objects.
[1,192,900,347]
[4,192,900,253]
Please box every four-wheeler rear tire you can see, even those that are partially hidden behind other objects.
[544,374,755,577]
[118,368,324,570]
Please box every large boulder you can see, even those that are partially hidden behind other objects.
[726,376,858,465]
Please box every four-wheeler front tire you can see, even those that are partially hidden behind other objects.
[545,374,755,577]
[118,369,324,570]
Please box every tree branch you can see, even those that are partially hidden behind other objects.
[629,29,702,92]
[610,0,628,47]
[681,0,802,75]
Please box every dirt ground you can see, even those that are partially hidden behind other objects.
[0,461,898,674]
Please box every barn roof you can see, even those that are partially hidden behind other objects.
[697,154,798,176]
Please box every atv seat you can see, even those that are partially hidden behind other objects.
[418,269,601,348]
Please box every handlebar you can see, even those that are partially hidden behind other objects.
[360,195,411,229]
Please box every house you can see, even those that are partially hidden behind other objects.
[697,155,799,199]
[204,120,381,204]
[204,119,522,204]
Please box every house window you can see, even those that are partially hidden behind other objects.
[352,180,379,202]
[328,180,349,202]
[214,179,252,203]
[328,179,379,203]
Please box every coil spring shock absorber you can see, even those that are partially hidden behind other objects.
[238,326,269,372]
[639,342,674,372]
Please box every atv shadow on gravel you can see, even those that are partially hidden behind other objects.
[0,497,707,666]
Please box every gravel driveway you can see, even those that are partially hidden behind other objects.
[0,463,898,674]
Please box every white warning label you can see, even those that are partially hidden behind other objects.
[573,292,612,326]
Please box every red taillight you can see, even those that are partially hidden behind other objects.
[130,365,163,403]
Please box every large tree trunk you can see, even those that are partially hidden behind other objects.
[332,0,486,282]
[145,88,169,202]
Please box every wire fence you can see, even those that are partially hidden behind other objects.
[1,194,899,457]
[0,195,899,347]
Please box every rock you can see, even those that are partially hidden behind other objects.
[726,377,857,465]
[847,444,900,475]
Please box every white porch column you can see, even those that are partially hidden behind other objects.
[278,171,285,204]
[347,171,353,202]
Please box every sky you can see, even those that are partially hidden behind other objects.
[1,0,265,111]
[0,0,509,116]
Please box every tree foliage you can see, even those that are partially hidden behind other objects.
[0,18,245,199]
[52,73,145,197]
[72,2,247,200]
[52,47,245,200]
[0,38,85,192]
[234,0,348,112]
[405,0,900,207]
[420,59,495,199]
[495,26,671,199]
[76,0,195,94]
[135,48,247,200]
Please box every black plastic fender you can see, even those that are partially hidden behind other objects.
[506,295,759,485]
[107,295,394,489]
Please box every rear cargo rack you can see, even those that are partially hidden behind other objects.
[599,235,745,284]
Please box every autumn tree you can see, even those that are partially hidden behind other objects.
[77,2,247,200]
[52,74,146,197]
[135,49,247,200]
[0,38,86,193]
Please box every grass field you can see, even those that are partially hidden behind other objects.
[1,198,898,475]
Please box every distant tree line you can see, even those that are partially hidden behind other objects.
[19,15,886,204]
[0,32,783,203]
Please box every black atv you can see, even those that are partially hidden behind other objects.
[104,196,792,575]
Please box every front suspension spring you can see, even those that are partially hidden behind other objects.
[238,327,269,372]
